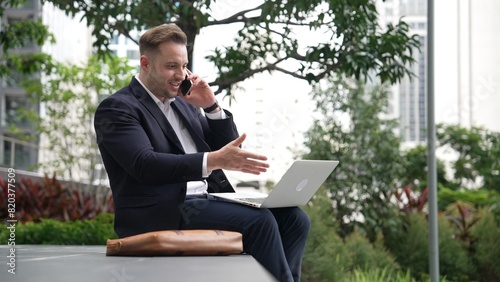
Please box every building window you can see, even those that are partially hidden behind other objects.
[7,15,35,24]
[6,15,38,49]
[10,0,37,9]
[126,50,140,60]
[111,34,120,45]
[1,137,33,170]
[3,69,22,88]
[2,95,30,128]
[418,0,427,15]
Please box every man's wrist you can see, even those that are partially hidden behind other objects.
[207,151,219,172]
[203,101,219,113]
[202,152,210,177]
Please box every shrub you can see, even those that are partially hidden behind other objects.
[0,175,114,222]
[302,189,399,282]
[0,213,117,245]
[438,187,498,212]
[471,208,500,282]
[347,267,418,282]
[344,231,399,274]
[302,230,350,282]
[490,202,500,226]
[437,215,473,282]
[384,212,471,281]
[384,213,430,278]
[302,190,351,282]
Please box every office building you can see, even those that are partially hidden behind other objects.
[0,0,42,170]
[0,1,93,179]
[378,0,500,145]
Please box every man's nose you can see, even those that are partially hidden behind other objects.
[173,68,185,80]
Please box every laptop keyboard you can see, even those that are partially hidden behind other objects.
[236,197,267,205]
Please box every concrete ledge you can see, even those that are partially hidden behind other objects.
[1,245,277,282]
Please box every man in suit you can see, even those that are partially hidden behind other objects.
[94,23,310,282]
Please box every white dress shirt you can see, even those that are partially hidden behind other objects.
[135,74,226,195]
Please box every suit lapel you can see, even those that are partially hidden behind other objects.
[130,78,184,153]
[170,100,211,152]
[128,78,233,192]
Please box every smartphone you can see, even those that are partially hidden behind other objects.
[180,75,193,96]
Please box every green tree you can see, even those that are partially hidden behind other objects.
[437,124,500,192]
[398,145,450,191]
[302,76,403,241]
[392,125,500,211]
[44,0,419,95]
[0,0,55,77]
[438,187,499,211]
[18,55,134,185]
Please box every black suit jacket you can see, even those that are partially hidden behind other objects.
[94,77,237,237]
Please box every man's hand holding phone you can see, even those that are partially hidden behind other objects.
[178,70,220,112]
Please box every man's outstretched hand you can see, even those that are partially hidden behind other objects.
[207,133,269,175]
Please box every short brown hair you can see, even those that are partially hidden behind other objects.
[139,24,187,56]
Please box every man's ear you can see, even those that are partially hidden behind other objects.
[140,55,149,71]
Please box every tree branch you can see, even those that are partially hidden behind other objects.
[205,4,264,26]
[209,54,340,95]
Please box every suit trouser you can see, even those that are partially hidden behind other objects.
[179,195,311,282]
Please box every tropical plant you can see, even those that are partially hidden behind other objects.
[0,175,114,223]
[393,185,428,214]
[445,202,480,245]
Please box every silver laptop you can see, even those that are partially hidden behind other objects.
[210,160,339,208]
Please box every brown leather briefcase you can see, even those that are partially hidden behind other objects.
[106,229,243,256]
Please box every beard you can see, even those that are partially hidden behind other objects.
[144,69,178,100]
